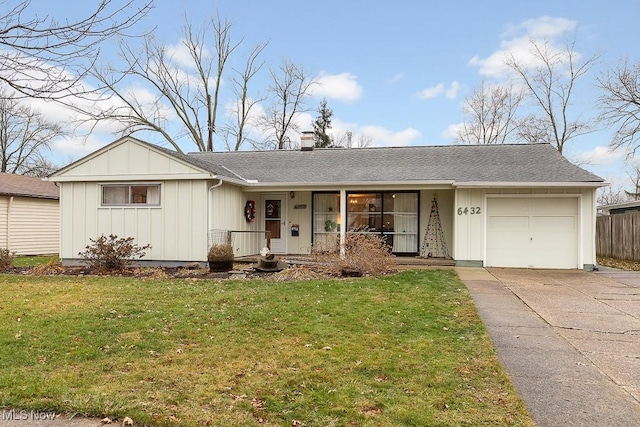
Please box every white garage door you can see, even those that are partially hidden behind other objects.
[486,198,578,269]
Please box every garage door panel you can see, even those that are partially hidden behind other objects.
[488,216,529,229]
[486,198,578,269]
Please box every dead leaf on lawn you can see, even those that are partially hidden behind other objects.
[363,407,383,416]
[122,416,134,426]
[251,397,264,409]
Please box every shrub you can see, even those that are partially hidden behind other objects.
[311,231,396,276]
[78,235,151,272]
[0,248,15,270]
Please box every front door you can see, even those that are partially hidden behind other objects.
[263,195,286,254]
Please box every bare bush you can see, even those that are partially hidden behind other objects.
[0,248,15,270]
[78,234,150,272]
[311,232,396,276]
[31,260,65,275]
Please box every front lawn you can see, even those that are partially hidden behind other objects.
[0,270,533,426]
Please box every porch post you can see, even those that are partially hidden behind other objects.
[340,189,347,258]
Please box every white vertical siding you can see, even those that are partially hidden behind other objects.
[581,188,597,268]
[210,184,257,257]
[453,187,597,269]
[453,188,485,262]
[60,180,208,263]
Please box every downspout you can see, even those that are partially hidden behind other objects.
[7,196,13,250]
[207,179,224,250]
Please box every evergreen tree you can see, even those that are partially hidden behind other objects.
[313,98,335,148]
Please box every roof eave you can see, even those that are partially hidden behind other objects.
[235,180,457,189]
[453,181,606,188]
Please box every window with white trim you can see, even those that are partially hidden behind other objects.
[101,184,161,206]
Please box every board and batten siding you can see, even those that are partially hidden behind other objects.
[0,196,59,255]
[60,180,209,263]
[453,187,597,269]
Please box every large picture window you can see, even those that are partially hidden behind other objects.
[312,191,419,255]
[101,184,161,206]
[347,192,419,254]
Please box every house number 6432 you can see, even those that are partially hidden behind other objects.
[457,206,481,215]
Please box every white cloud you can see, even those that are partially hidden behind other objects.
[416,81,460,100]
[389,73,404,83]
[311,72,363,103]
[416,83,444,100]
[574,145,625,166]
[442,122,464,141]
[446,81,461,99]
[359,125,421,147]
[53,135,108,158]
[502,16,577,40]
[469,16,579,79]
[166,39,211,70]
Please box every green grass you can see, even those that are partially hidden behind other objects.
[0,270,533,426]
[12,255,59,267]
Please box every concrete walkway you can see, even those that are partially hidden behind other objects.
[458,267,640,427]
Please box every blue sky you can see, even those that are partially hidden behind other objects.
[31,0,640,191]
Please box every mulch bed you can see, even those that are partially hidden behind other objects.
[3,262,342,281]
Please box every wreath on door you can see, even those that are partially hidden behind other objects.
[244,200,256,222]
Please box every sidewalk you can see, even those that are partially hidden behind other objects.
[458,267,640,427]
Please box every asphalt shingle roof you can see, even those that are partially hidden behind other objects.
[0,172,59,199]
[185,143,603,185]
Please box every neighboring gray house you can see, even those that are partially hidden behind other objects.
[0,172,60,255]
[597,200,640,216]
[48,136,604,269]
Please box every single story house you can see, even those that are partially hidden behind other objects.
[48,135,605,269]
[597,200,640,216]
[0,172,60,255]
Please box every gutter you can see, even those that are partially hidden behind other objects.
[453,181,606,188]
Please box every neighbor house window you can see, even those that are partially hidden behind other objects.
[101,184,161,206]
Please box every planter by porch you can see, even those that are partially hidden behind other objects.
[208,259,234,272]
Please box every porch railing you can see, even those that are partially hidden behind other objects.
[208,229,271,257]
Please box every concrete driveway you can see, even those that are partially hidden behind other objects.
[458,267,640,427]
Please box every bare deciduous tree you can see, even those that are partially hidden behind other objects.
[505,37,598,154]
[597,59,640,157]
[456,81,525,144]
[597,185,628,206]
[334,131,372,148]
[74,16,256,153]
[260,60,315,150]
[222,42,268,151]
[624,165,640,200]
[0,95,65,174]
[0,0,152,99]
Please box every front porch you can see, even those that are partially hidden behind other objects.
[235,254,456,268]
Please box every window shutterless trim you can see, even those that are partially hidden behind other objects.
[100,183,162,207]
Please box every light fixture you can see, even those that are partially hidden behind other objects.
[290,191,295,199]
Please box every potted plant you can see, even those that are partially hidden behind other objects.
[207,242,234,272]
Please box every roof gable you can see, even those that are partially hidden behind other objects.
[50,136,214,181]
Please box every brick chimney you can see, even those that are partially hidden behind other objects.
[300,131,314,151]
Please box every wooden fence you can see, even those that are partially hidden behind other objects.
[596,212,640,260]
